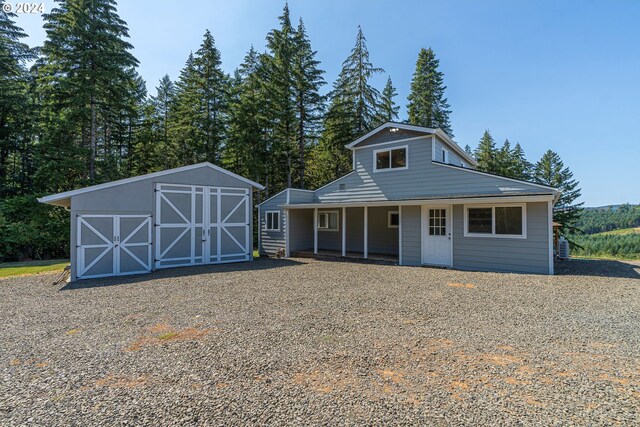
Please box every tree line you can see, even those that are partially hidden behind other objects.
[0,1,581,261]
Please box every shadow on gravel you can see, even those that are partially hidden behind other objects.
[555,258,640,279]
[59,257,306,291]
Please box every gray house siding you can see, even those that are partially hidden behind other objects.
[316,136,548,203]
[259,190,287,256]
[433,136,464,166]
[289,189,315,204]
[288,209,313,252]
[452,202,550,274]
[353,128,426,148]
[317,209,341,251]
[401,205,422,266]
[346,207,364,253]
[367,207,399,255]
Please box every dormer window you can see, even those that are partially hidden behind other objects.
[374,146,408,172]
[442,149,449,163]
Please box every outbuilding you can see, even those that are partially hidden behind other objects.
[39,163,264,281]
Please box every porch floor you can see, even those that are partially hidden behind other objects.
[290,249,399,264]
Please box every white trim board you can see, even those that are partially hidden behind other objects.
[39,162,265,206]
[281,194,556,209]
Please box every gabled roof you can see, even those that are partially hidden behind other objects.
[38,162,265,207]
[345,122,478,167]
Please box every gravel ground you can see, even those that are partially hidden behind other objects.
[1,258,639,426]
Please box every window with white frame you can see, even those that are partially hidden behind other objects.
[464,205,526,238]
[265,211,280,231]
[374,146,407,171]
[318,211,339,231]
[388,211,399,228]
[442,149,449,163]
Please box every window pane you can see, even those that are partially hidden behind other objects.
[274,213,279,228]
[318,213,326,228]
[391,148,406,168]
[389,212,399,226]
[328,212,338,230]
[468,208,492,234]
[496,207,523,235]
[376,151,390,169]
[267,213,272,229]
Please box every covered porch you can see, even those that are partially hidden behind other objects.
[285,206,400,263]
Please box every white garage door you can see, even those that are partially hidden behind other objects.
[77,215,152,279]
[155,183,250,269]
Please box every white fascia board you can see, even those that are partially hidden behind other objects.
[281,194,556,209]
[345,122,436,149]
[38,162,265,205]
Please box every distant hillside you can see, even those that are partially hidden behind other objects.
[574,204,640,234]
[571,228,640,260]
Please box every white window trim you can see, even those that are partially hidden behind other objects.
[372,145,409,173]
[463,204,527,239]
[388,211,399,228]
[317,210,339,232]
[265,211,280,232]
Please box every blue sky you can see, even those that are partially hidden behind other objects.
[12,0,640,206]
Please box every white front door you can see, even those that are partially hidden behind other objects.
[421,205,452,267]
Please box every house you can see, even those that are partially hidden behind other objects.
[259,122,559,274]
[39,163,264,281]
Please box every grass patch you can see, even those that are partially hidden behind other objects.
[570,254,640,261]
[0,259,69,278]
[157,332,178,340]
[253,250,260,258]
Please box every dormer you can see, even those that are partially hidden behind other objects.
[345,122,477,172]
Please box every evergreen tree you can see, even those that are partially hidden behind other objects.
[378,76,399,123]
[172,31,229,165]
[264,4,297,189]
[474,130,499,174]
[0,9,35,196]
[150,74,175,161]
[224,47,270,196]
[291,18,325,188]
[534,150,583,231]
[464,144,474,157]
[406,47,452,136]
[37,0,139,188]
[313,26,383,185]
[510,142,532,180]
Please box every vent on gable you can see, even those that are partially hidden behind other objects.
[339,184,346,191]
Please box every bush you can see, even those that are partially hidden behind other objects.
[0,195,70,262]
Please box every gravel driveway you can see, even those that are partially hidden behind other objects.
[1,258,639,426]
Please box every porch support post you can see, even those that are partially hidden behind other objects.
[398,205,403,265]
[364,206,368,259]
[341,207,346,257]
[285,209,290,258]
[313,208,318,255]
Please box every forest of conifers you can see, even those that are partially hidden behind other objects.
[0,1,585,261]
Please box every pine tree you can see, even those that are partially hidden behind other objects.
[474,130,499,174]
[406,47,452,136]
[150,74,175,161]
[37,0,139,188]
[313,26,383,185]
[496,139,513,176]
[464,144,474,157]
[172,31,229,165]
[534,150,583,231]
[0,9,35,196]
[510,143,532,180]
[291,18,325,188]
[264,4,297,189]
[378,76,399,123]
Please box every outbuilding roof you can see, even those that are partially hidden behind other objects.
[38,162,265,208]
